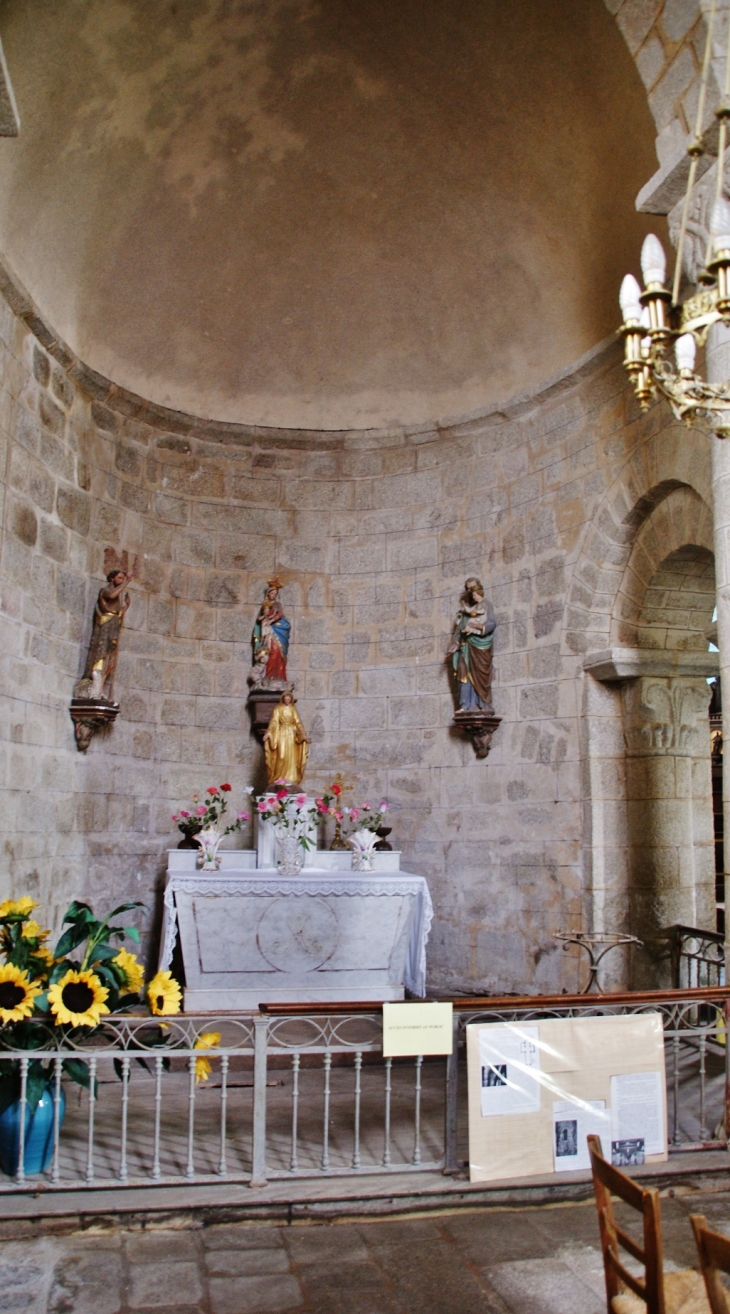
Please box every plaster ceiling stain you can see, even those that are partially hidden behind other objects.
[66,0,307,203]
[0,0,666,430]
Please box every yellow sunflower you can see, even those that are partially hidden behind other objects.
[147,970,182,1016]
[113,948,145,995]
[0,897,37,920]
[21,920,50,942]
[0,963,42,1022]
[33,946,55,969]
[193,1030,221,1083]
[48,969,110,1027]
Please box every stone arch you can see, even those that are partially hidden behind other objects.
[562,417,713,659]
[606,0,707,159]
[578,461,718,987]
[611,485,715,648]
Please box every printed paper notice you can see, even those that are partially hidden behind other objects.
[610,1070,664,1160]
[552,1099,610,1173]
[382,1002,453,1057]
[479,1025,541,1116]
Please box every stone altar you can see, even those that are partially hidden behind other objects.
[159,850,432,1012]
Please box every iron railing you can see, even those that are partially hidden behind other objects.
[445,986,730,1171]
[0,987,727,1191]
[660,924,726,990]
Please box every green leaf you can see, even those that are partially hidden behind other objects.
[49,958,76,984]
[86,942,118,964]
[121,926,140,944]
[54,923,91,960]
[116,993,143,1011]
[0,1066,19,1115]
[62,1058,97,1096]
[26,1063,51,1113]
[107,902,145,920]
[92,963,121,1001]
[13,1022,51,1053]
[62,902,96,927]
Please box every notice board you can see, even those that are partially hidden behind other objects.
[467,1012,667,1183]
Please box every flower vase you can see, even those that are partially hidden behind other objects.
[349,828,378,872]
[195,826,223,871]
[0,1084,66,1177]
[276,832,303,876]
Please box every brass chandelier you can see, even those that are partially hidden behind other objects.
[619,0,730,436]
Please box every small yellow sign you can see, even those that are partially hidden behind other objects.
[382,1002,454,1057]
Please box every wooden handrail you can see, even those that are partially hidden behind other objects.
[258,984,730,1016]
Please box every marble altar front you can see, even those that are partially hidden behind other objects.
[159,850,433,1012]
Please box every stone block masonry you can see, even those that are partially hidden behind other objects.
[0,276,716,993]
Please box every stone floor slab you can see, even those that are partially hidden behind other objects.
[125,1231,200,1263]
[485,1257,606,1314]
[205,1246,290,1275]
[284,1223,370,1266]
[203,1223,285,1250]
[209,1273,303,1314]
[441,1207,555,1264]
[47,1252,123,1314]
[128,1259,204,1309]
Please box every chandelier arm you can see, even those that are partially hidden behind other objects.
[650,359,730,435]
[673,0,717,305]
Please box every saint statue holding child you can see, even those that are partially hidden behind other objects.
[447,577,496,714]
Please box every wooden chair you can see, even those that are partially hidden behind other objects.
[587,1134,709,1313]
[690,1215,730,1313]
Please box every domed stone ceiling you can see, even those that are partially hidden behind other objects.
[0,0,662,431]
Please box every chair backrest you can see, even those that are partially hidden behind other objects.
[691,1215,730,1314]
[588,1133,665,1314]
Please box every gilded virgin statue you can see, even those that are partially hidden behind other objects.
[263,691,310,786]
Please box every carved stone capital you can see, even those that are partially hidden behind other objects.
[621,677,711,757]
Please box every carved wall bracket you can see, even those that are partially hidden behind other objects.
[453,709,501,759]
[69,697,120,753]
[246,688,284,742]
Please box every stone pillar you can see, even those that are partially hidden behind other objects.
[622,675,714,986]
[705,322,730,977]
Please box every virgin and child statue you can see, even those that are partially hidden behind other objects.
[447,577,496,714]
[250,577,291,689]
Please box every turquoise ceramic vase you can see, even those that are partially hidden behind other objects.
[0,1083,65,1176]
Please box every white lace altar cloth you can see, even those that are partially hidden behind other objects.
[159,866,433,1010]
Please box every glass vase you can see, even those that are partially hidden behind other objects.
[276,832,303,876]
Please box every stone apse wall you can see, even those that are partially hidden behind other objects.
[0,269,718,994]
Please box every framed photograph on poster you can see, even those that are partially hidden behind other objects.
[466,1012,666,1183]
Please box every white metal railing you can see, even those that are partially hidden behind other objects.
[0,988,727,1191]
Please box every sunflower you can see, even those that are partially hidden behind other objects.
[20,920,50,942]
[0,897,37,920]
[113,948,145,995]
[147,970,182,1016]
[32,946,55,969]
[194,1031,221,1083]
[0,963,42,1022]
[48,969,110,1027]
